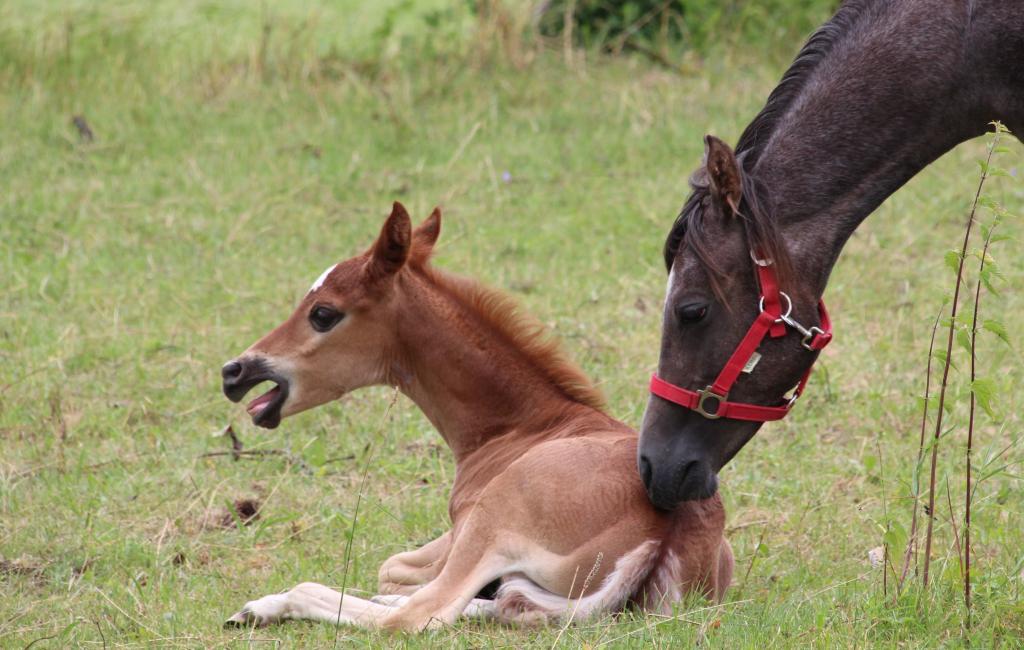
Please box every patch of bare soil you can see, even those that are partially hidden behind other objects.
[201,497,263,530]
[0,558,46,584]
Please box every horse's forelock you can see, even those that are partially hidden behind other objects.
[663,166,794,305]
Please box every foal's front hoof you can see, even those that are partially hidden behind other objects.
[224,593,289,628]
[224,609,261,628]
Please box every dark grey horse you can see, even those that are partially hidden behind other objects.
[639,0,1024,510]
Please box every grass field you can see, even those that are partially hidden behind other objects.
[2,2,1023,647]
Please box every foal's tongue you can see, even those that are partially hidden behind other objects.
[247,385,280,415]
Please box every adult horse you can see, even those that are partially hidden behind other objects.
[639,0,1024,510]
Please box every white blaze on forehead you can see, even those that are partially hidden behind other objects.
[308,264,338,295]
[664,263,678,306]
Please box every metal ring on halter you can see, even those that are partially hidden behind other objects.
[758,291,793,321]
[750,250,773,267]
[696,386,726,419]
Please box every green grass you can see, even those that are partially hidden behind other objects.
[2,2,1023,647]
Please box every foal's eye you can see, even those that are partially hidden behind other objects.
[676,303,709,324]
[309,305,344,332]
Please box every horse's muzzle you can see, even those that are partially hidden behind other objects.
[639,453,718,510]
[221,357,290,429]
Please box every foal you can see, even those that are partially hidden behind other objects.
[221,203,732,631]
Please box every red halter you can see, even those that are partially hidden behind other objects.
[649,257,832,422]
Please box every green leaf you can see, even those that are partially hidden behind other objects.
[978,159,989,174]
[971,377,998,418]
[983,318,1011,346]
[980,265,1001,296]
[944,250,961,275]
[956,327,972,354]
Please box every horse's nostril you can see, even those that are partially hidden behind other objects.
[676,460,697,487]
[222,360,243,382]
[638,455,653,489]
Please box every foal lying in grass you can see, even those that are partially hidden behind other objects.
[221,203,733,631]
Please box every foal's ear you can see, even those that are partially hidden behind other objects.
[410,207,442,265]
[704,135,742,216]
[369,202,412,277]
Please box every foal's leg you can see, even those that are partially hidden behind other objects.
[378,531,451,596]
[227,581,498,628]
[378,515,517,631]
[226,582,395,628]
[370,594,498,619]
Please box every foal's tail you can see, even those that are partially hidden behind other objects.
[492,540,662,625]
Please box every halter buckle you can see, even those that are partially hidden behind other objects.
[801,326,826,351]
[696,386,727,419]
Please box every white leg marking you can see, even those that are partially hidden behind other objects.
[370,594,409,607]
[226,582,394,628]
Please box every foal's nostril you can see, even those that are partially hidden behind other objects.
[222,360,243,382]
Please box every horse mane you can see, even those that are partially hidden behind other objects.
[413,261,607,411]
[663,0,870,295]
[734,0,870,165]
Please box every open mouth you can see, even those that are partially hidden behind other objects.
[244,381,287,426]
[222,363,290,429]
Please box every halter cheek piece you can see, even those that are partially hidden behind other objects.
[649,254,832,422]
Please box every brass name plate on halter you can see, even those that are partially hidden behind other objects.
[742,352,762,374]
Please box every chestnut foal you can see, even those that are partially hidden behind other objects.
[221,203,732,632]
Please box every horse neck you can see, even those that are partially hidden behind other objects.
[750,0,1001,296]
[389,271,598,462]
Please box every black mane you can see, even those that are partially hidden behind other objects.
[734,1,869,165]
[663,1,871,288]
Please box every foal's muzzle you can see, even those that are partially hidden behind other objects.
[221,357,290,429]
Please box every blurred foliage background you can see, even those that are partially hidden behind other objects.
[0,0,841,88]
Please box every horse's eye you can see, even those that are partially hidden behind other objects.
[309,305,344,332]
[676,303,708,324]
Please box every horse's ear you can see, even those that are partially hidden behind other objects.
[704,135,742,216]
[369,202,412,277]
[410,207,441,265]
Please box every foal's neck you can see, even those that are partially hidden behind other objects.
[390,270,603,462]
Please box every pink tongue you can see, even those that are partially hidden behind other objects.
[247,385,280,415]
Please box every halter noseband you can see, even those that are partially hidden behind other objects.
[649,254,832,422]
